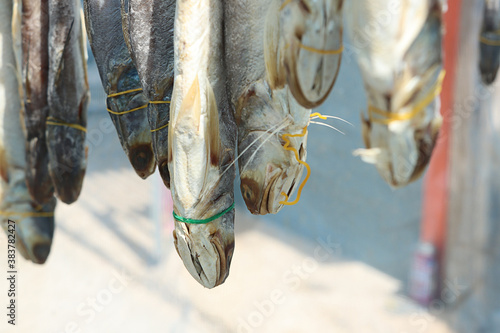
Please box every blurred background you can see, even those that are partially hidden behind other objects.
[1,1,499,332]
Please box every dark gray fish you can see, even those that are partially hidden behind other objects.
[1,0,56,265]
[21,0,54,205]
[47,0,89,204]
[479,0,500,85]
[125,0,175,186]
[83,0,156,179]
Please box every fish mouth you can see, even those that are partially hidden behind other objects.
[479,31,500,85]
[240,162,302,215]
[172,212,235,288]
[128,143,155,179]
[158,160,170,188]
[1,212,55,264]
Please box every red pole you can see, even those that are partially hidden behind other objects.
[420,0,461,275]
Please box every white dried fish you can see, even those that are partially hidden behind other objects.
[168,0,236,288]
[0,0,56,264]
[346,0,444,187]
[276,0,344,108]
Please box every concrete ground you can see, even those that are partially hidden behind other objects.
[0,44,453,333]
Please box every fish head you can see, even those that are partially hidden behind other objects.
[239,132,306,214]
[479,31,500,85]
[279,0,343,107]
[356,103,442,187]
[173,208,235,289]
[236,84,308,215]
[1,198,56,264]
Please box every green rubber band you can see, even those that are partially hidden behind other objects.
[173,202,235,224]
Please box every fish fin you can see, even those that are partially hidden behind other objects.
[353,148,381,165]
[178,75,202,130]
[79,9,89,90]
[360,113,371,148]
[120,0,134,62]
[205,79,221,167]
[264,2,286,90]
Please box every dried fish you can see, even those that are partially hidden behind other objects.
[225,0,311,215]
[47,0,89,203]
[169,0,236,288]
[479,0,500,85]
[346,0,444,187]
[21,0,54,204]
[125,0,175,186]
[276,0,344,108]
[1,0,56,264]
[83,0,155,179]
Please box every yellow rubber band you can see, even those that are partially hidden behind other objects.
[298,43,344,55]
[150,122,169,133]
[0,211,54,218]
[107,104,148,115]
[279,0,293,11]
[368,70,446,125]
[480,35,500,46]
[149,100,171,105]
[46,117,87,133]
[107,88,143,98]
[310,112,327,120]
[279,126,311,206]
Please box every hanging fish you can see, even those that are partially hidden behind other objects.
[276,0,344,108]
[21,0,54,204]
[168,0,236,288]
[83,0,155,179]
[125,0,175,186]
[47,0,89,203]
[1,0,56,264]
[225,0,311,215]
[346,0,444,187]
[479,0,500,85]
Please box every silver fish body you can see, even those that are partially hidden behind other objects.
[169,0,236,288]
[479,0,500,85]
[125,0,175,186]
[226,0,311,215]
[83,0,155,179]
[346,0,444,187]
[47,0,89,203]
[1,0,56,264]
